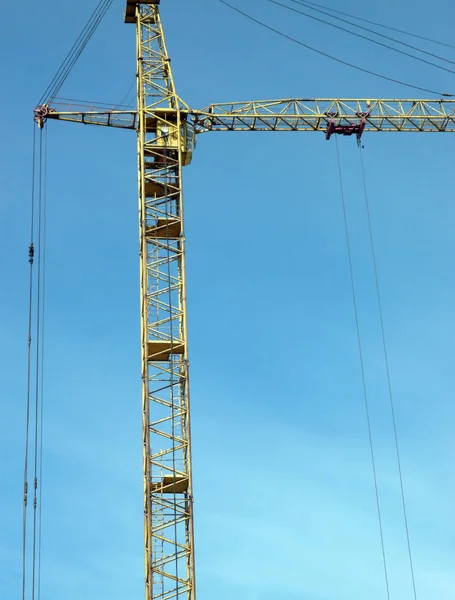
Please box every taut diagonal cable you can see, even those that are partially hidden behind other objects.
[359,147,418,600]
[335,138,391,600]
[38,0,114,106]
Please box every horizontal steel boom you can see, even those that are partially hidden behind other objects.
[41,107,138,129]
[194,99,455,133]
[41,98,455,133]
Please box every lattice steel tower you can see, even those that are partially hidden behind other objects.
[127,2,196,599]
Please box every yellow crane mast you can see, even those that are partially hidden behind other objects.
[32,2,455,600]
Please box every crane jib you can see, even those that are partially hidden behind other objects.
[34,100,455,138]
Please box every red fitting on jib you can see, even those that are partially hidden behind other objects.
[326,116,366,145]
[34,105,49,128]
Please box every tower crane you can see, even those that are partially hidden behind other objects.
[32,2,455,600]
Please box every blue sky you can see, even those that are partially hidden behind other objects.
[1,0,455,599]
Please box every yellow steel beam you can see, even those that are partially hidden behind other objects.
[41,98,455,133]
[40,108,138,129]
[195,98,455,132]
[134,5,195,600]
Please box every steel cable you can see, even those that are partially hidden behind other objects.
[24,121,48,600]
[358,147,418,600]
[335,138,391,600]
[270,0,455,75]
[38,0,114,106]
[218,0,453,97]
[47,1,112,105]
[38,0,106,104]
[116,77,137,109]
[22,123,38,600]
[37,124,48,600]
[31,127,45,600]
[292,0,455,66]
[300,0,455,50]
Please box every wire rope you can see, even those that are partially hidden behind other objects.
[38,0,114,106]
[22,123,38,600]
[292,0,455,66]
[269,0,455,74]
[335,138,391,599]
[218,0,453,97]
[47,1,112,105]
[43,0,113,105]
[38,0,107,104]
[36,124,48,600]
[24,121,48,600]
[300,0,455,50]
[39,1,105,104]
[358,148,418,600]
[54,97,132,107]
[31,126,45,600]
[116,77,137,109]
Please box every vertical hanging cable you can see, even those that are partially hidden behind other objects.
[24,119,47,600]
[31,126,44,600]
[335,138,391,600]
[37,124,48,600]
[359,147,418,600]
[23,123,38,600]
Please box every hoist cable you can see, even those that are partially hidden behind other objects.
[218,0,453,97]
[270,0,455,74]
[335,138,391,600]
[22,123,38,600]
[358,148,418,600]
[31,127,45,600]
[300,0,455,50]
[37,125,48,600]
[292,0,455,67]
[38,0,114,106]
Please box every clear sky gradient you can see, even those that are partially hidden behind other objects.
[1,1,454,599]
